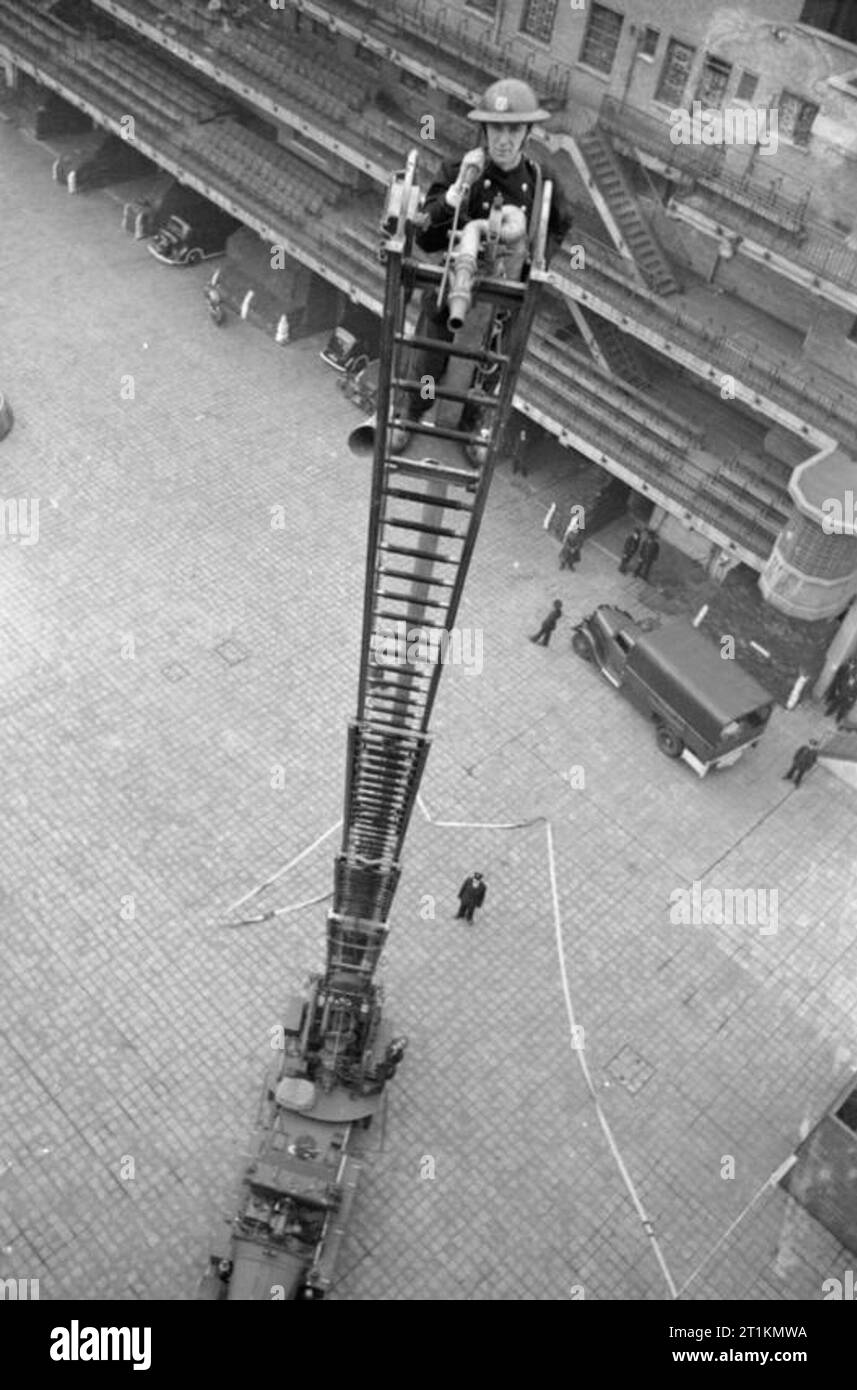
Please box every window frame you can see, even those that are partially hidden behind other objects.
[577,2,625,78]
[777,89,820,147]
[654,36,698,108]
[519,0,560,47]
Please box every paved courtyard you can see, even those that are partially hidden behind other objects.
[1,115,856,1302]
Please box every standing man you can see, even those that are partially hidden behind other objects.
[559,530,583,570]
[510,421,530,476]
[619,526,642,574]
[529,598,563,646]
[393,78,572,447]
[635,529,660,582]
[782,738,820,788]
[455,872,487,923]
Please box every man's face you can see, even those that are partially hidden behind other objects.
[486,122,528,170]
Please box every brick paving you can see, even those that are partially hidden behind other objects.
[1,115,856,1303]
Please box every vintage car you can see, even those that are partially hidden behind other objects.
[148,189,241,266]
[571,605,773,775]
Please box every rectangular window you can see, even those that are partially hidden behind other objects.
[520,0,559,46]
[466,0,497,15]
[579,4,624,75]
[778,90,819,145]
[735,70,759,102]
[639,26,660,59]
[656,38,696,105]
[354,42,382,69]
[696,55,732,106]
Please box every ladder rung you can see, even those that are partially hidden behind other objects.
[383,517,462,539]
[387,456,480,488]
[380,543,459,564]
[377,589,449,609]
[392,417,487,449]
[382,485,474,511]
[379,565,455,588]
[367,670,432,685]
[373,613,450,631]
[395,332,508,364]
[392,379,502,408]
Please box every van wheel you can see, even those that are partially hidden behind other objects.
[572,631,593,661]
[187,249,203,266]
[656,726,683,759]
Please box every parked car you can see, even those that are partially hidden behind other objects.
[571,605,773,775]
[148,188,241,266]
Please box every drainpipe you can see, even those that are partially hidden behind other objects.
[618,25,642,114]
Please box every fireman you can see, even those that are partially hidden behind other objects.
[395,78,570,447]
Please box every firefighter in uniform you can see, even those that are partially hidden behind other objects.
[395,78,570,446]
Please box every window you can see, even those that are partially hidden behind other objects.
[579,4,624,75]
[849,318,857,343]
[466,0,497,15]
[735,70,759,103]
[800,0,857,44]
[778,90,819,145]
[696,55,732,107]
[639,26,660,59]
[354,42,382,69]
[656,38,696,105]
[520,0,559,45]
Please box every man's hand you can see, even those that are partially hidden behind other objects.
[445,147,486,208]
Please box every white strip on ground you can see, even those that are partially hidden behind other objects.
[544,819,679,1300]
[225,818,343,912]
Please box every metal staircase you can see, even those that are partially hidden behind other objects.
[577,128,679,297]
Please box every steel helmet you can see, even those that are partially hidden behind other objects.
[468,78,550,124]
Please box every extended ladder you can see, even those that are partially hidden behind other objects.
[329,151,552,956]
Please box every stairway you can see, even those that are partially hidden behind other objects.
[579,309,651,388]
[577,128,679,297]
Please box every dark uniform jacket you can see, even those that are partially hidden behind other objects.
[417,154,572,263]
[793,744,819,772]
[459,876,487,908]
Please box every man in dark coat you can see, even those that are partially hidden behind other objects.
[783,739,820,787]
[395,79,572,445]
[455,872,487,923]
[530,598,563,646]
[559,529,582,570]
[634,529,660,581]
[619,527,642,574]
[830,660,857,724]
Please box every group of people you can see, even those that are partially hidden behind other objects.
[554,523,661,581]
[619,527,660,580]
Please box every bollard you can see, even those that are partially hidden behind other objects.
[0,393,13,440]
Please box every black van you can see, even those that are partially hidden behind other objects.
[572,606,773,775]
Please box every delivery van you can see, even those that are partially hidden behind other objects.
[571,605,773,775]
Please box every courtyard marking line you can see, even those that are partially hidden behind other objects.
[674,1155,797,1299]
[418,791,678,1299]
[544,818,678,1300]
[225,818,342,913]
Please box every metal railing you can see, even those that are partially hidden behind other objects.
[565,241,855,431]
[598,96,809,234]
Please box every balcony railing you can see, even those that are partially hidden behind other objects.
[598,95,810,237]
